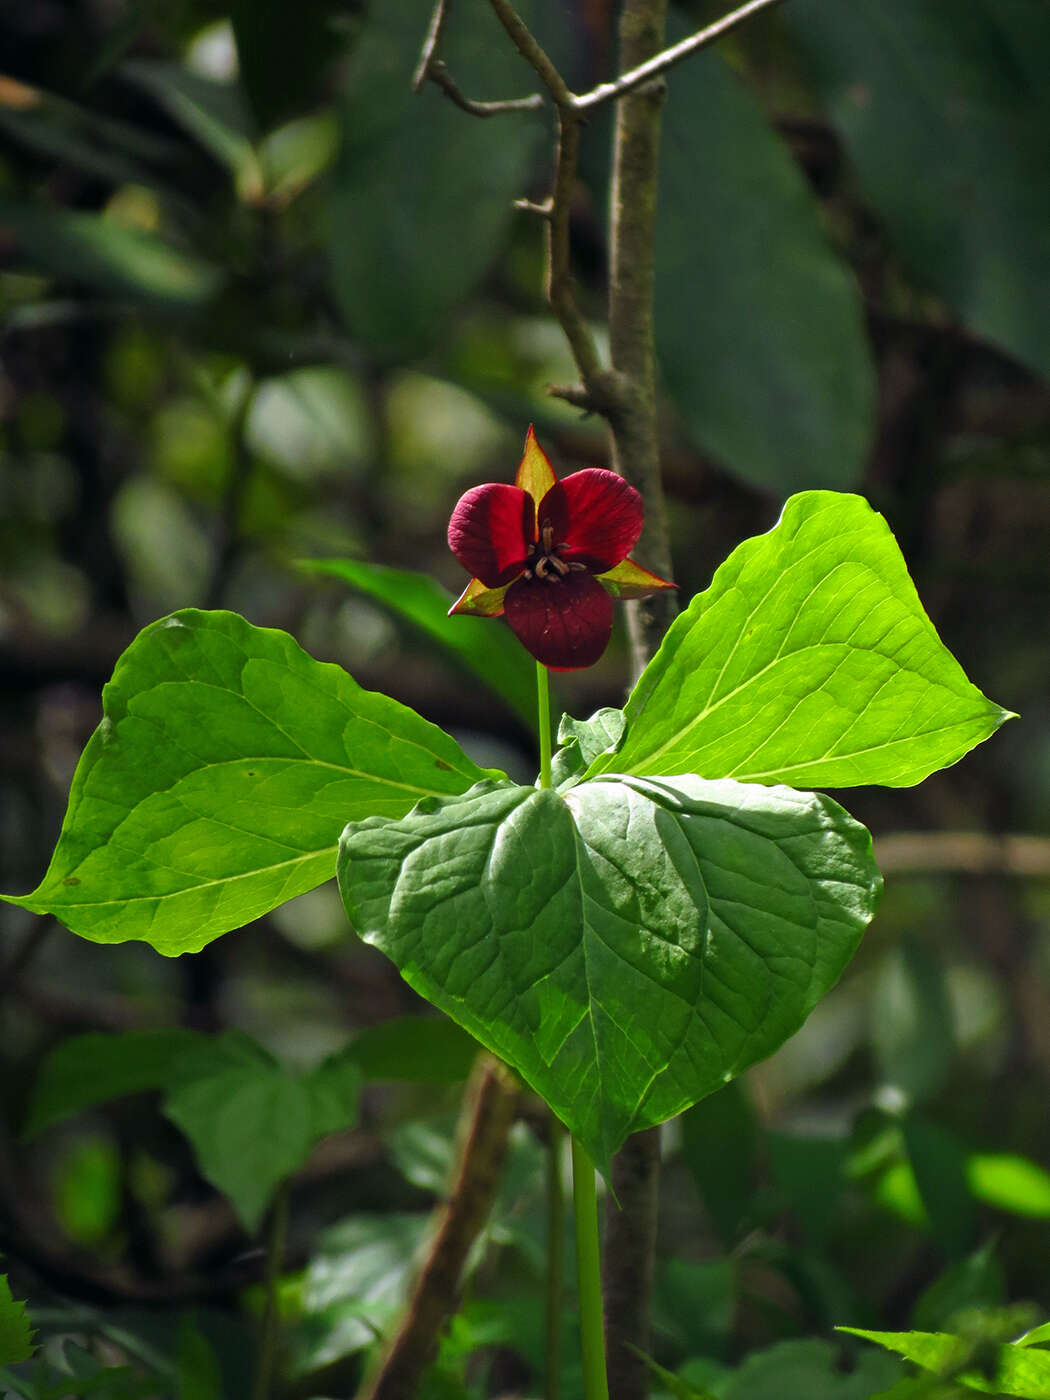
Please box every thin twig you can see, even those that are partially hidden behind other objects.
[412,0,452,91]
[874,832,1050,878]
[425,60,545,116]
[486,0,574,106]
[574,0,790,111]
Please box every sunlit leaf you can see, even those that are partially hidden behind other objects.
[339,773,879,1174]
[586,493,1012,789]
[4,610,497,955]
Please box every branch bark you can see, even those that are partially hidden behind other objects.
[359,1056,519,1400]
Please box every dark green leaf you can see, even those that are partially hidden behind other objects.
[339,773,879,1174]
[0,196,221,308]
[841,1326,1050,1398]
[911,1244,1006,1333]
[231,0,350,131]
[121,60,258,189]
[330,0,546,361]
[903,1117,976,1258]
[768,1131,846,1245]
[654,1258,735,1358]
[302,559,536,730]
[587,493,1012,790]
[4,610,496,955]
[0,1276,35,1367]
[721,1340,903,1400]
[22,1028,205,1139]
[788,0,1050,378]
[679,1081,759,1246]
[346,1015,481,1084]
[656,26,875,492]
[163,1043,359,1233]
[871,936,955,1104]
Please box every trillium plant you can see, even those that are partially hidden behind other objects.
[5,428,1011,1397]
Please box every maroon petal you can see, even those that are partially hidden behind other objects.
[539,469,643,573]
[504,570,614,670]
[448,483,534,588]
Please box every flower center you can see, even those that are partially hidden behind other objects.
[523,518,587,583]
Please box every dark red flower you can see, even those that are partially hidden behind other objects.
[448,427,675,669]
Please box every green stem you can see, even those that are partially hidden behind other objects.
[252,1181,289,1400]
[537,660,553,789]
[572,1135,610,1400]
[546,1113,566,1400]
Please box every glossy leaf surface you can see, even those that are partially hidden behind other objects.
[656,37,875,492]
[4,610,494,955]
[586,493,1011,790]
[339,774,879,1173]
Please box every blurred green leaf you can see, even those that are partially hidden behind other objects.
[4,609,497,955]
[230,0,351,131]
[0,1276,35,1367]
[346,1014,481,1084]
[303,558,537,730]
[163,1039,359,1233]
[872,937,956,1105]
[0,196,221,307]
[654,1258,735,1359]
[719,1339,903,1400]
[903,1117,977,1258]
[53,1136,122,1245]
[911,1244,1006,1333]
[23,1028,205,1139]
[121,59,260,196]
[330,0,546,361]
[656,19,875,493]
[967,1154,1050,1219]
[679,1081,759,1247]
[768,1131,846,1245]
[788,0,1050,378]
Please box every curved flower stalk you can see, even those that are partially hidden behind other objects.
[448,427,675,669]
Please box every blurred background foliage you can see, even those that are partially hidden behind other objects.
[1,0,1049,1396]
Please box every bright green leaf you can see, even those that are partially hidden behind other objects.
[302,559,536,730]
[967,1154,1050,1218]
[656,30,875,493]
[587,493,1012,790]
[0,196,221,307]
[841,1326,1050,1398]
[789,0,1050,379]
[0,1276,34,1367]
[22,1028,205,1139]
[4,609,496,956]
[338,774,879,1174]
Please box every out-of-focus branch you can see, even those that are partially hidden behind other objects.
[360,1055,519,1400]
[874,832,1050,877]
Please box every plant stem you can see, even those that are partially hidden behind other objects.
[252,1180,288,1400]
[546,1113,566,1400]
[537,661,553,789]
[572,1136,610,1400]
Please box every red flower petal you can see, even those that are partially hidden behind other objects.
[447,483,534,588]
[504,570,614,670]
[538,469,643,573]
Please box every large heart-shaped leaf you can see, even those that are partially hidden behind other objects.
[3,609,495,955]
[585,492,1012,790]
[338,774,880,1173]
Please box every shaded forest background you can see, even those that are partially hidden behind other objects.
[1,0,1049,1396]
